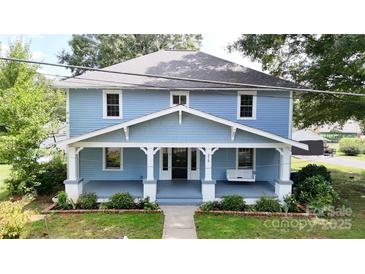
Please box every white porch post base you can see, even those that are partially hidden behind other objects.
[275,180,293,201]
[201,180,216,202]
[64,179,83,202]
[143,180,157,202]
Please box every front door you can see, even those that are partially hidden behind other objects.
[172,148,188,179]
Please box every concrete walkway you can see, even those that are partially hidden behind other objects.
[161,206,198,239]
[296,155,365,170]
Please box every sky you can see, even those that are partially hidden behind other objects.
[0,34,262,77]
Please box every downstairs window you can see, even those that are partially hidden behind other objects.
[237,148,254,169]
[103,148,123,170]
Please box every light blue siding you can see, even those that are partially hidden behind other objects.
[256,148,280,183]
[79,147,159,181]
[211,148,236,180]
[79,147,279,183]
[85,129,126,142]
[207,148,279,182]
[190,90,290,137]
[69,89,290,138]
[69,89,170,137]
[82,112,277,144]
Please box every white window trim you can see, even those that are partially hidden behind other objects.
[102,147,123,171]
[237,90,257,120]
[170,91,189,107]
[236,148,256,171]
[103,90,123,119]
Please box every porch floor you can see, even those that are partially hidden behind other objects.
[83,180,143,199]
[156,180,202,205]
[82,180,277,203]
[157,180,202,199]
[216,180,276,198]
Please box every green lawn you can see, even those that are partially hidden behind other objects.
[22,212,164,239]
[339,154,365,162]
[195,160,365,239]
[291,157,365,175]
[0,164,11,202]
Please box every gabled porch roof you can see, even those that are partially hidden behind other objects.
[60,105,308,150]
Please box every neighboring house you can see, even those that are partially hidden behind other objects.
[316,120,364,143]
[41,122,68,151]
[55,50,307,205]
[292,129,327,156]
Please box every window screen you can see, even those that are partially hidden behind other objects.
[238,148,253,169]
[240,95,253,118]
[106,93,120,117]
[105,148,121,169]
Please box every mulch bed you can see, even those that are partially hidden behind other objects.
[41,203,163,214]
[195,209,316,218]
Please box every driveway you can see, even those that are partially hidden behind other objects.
[296,155,365,170]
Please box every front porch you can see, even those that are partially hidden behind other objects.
[81,180,276,205]
[62,105,305,203]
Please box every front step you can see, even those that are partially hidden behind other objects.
[157,198,203,205]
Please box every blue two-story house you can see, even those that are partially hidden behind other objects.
[56,50,307,205]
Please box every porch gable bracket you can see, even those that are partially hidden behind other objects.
[231,127,237,141]
[123,127,129,141]
[179,110,182,125]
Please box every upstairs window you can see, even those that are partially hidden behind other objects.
[237,148,255,169]
[170,91,189,107]
[103,90,123,119]
[237,91,257,119]
[103,147,123,170]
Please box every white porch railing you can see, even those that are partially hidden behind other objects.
[226,169,256,182]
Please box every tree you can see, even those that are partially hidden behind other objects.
[0,40,64,194]
[229,35,365,128]
[59,34,203,75]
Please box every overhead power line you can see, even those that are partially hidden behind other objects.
[1,57,365,97]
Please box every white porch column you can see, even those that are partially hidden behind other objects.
[275,147,293,201]
[64,146,83,202]
[201,147,219,181]
[199,147,219,202]
[68,146,77,180]
[279,147,291,181]
[140,147,160,201]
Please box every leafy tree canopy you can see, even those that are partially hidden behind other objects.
[58,34,203,75]
[0,40,65,194]
[229,35,365,129]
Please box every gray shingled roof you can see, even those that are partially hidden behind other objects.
[54,50,298,89]
[292,130,326,141]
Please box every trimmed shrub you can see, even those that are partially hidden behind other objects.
[56,191,71,210]
[295,164,332,186]
[255,197,281,212]
[0,199,32,239]
[136,197,160,210]
[77,193,98,209]
[282,194,301,213]
[200,201,222,212]
[106,192,134,209]
[339,137,363,156]
[297,175,338,206]
[221,195,245,211]
[35,152,67,195]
